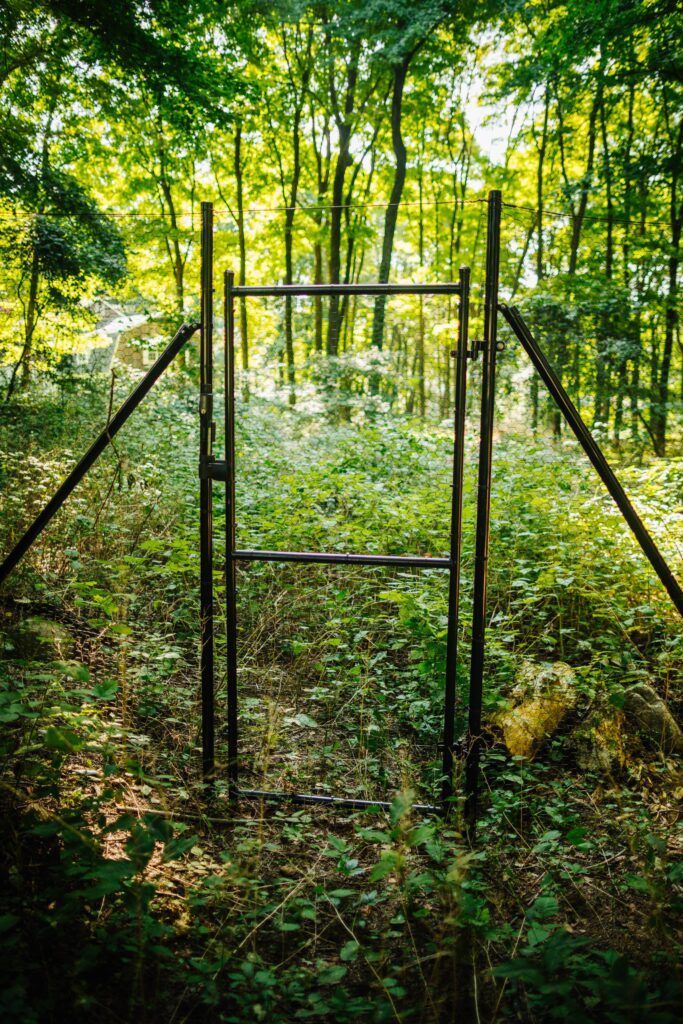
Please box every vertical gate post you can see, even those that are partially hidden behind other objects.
[465,189,502,834]
[224,270,239,795]
[200,201,215,781]
[442,266,470,810]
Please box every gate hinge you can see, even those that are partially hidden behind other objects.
[200,459,228,482]
[466,339,505,359]
[451,345,479,360]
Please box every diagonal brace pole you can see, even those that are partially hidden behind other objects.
[0,321,200,586]
[500,303,683,618]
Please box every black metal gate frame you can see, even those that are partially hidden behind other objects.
[1,190,681,830]
[199,199,473,814]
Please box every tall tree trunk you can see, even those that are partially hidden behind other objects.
[631,173,648,441]
[652,113,682,455]
[530,84,550,430]
[158,177,185,315]
[566,94,599,274]
[327,44,359,356]
[417,162,425,416]
[234,123,249,375]
[554,80,601,434]
[20,252,40,388]
[280,26,313,404]
[536,84,550,282]
[8,247,40,399]
[615,79,636,445]
[155,115,187,316]
[371,56,409,350]
[284,205,296,402]
[327,123,352,355]
[310,108,330,353]
[11,99,57,394]
[594,92,614,428]
[283,100,306,402]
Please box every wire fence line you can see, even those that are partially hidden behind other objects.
[0,193,672,231]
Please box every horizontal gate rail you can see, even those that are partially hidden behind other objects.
[500,303,683,619]
[236,789,439,814]
[0,320,200,587]
[231,549,452,569]
[232,282,462,297]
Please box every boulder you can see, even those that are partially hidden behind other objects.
[17,616,73,659]
[623,683,683,755]
[497,661,578,759]
[570,711,626,774]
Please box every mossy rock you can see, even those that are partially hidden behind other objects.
[570,710,627,774]
[16,617,74,659]
[623,683,683,755]
[496,660,578,759]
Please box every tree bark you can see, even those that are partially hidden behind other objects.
[234,123,249,375]
[594,91,614,428]
[553,79,601,434]
[326,42,359,356]
[371,56,410,350]
[7,247,40,399]
[310,111,330,353]
[615,78,636,445]
[653,116,682,454]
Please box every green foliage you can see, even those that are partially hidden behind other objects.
[1,378,681,1020]
[494,906,681,1023]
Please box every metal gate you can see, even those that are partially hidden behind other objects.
[198,202,474,814]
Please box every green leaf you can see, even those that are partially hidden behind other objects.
[526,895,558,921]
[623,874,650,893]
[356,827,390,844]
[293,712,318,728]
[389,791,413,825]
[92,679,119,700]
[406,823,434,847]
[45,726,83,753]
[526,921,552,947]
[162,834,200,862]
[565,826,590,848]
[109,623,132,636]
[370,851,399,882]
[318,965,347,985]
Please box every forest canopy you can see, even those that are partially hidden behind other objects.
[0,0,681,450]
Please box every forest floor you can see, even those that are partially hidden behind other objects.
[0,370,681,1023]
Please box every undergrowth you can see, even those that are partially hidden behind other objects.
[0,372,681,1022]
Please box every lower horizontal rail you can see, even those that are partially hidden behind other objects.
[237,788,440,814]
[232,549,451,569]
